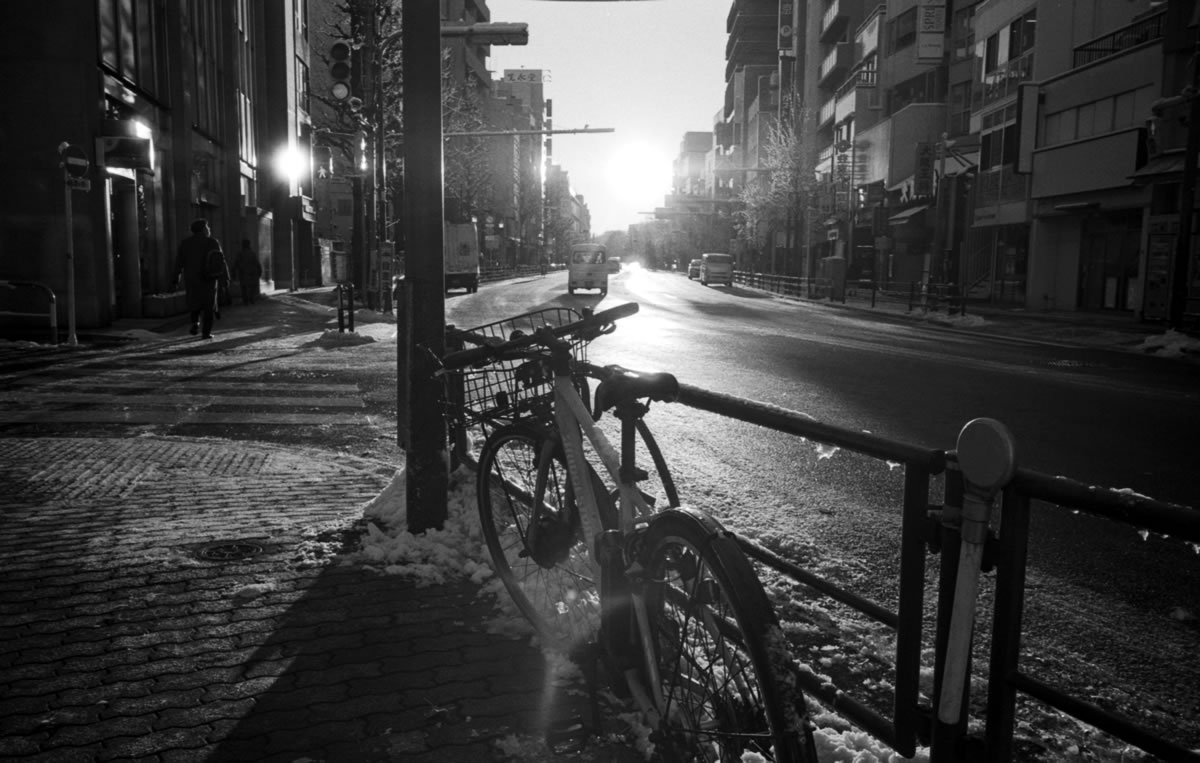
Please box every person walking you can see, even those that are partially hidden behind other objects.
[233,239,263,305]
[173,219,228,339]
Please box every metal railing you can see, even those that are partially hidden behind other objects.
[671,382,1200,761]
[733,271,969,315]
[444,318,1199,758]
[1073,9,1166,68]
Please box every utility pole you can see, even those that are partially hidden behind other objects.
[397,15,528,533]
[401,0,447,534]
[363,2,378,311]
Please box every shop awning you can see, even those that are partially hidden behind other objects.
[942,150,979,177]
[1127,152,1189,183]
[887,205,930,225]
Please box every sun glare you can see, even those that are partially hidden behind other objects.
[605,141,671,203]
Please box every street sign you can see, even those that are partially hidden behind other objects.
[66,177,91,192]
[61,144,89,178]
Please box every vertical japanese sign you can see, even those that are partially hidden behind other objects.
[914,142,934,198]
[778,0,794,52]
[917,0,946,61]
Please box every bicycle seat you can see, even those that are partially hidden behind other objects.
[593,372,679,416]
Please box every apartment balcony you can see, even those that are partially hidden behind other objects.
[820,0,849,44]
[818,43,853,87]
[1073,8,1165,68]
[972,51,1033,112]
[833,63,879,126]
[818,95,836,130]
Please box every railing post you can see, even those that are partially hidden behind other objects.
[895,464,935,757]
[336,284,345,332]
[984,488,1030,762]
[935,419,1016,761]
[932,467,969,761]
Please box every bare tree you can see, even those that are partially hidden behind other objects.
[735,95,820,276]
[441,66,493,223]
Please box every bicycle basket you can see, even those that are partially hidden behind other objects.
[445,307,589,427]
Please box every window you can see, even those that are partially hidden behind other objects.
[949,82,972,137]
[1094,98,1113,134]
[1077,102,1095,139]
[951,5,975,63]
[1008,10,1036,59]
[1114,91,1136,130]
[1001,124,1018,166]
[980,124,1019,169]
[890,8,917,53]
[1044,112,1061,145]
[985,34,999,73]
[98,0,164,96]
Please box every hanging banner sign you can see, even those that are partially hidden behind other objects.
[917,1,946,61]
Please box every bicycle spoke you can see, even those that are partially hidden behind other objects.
[636,511,815,762]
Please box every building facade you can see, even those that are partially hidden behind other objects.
[0,0,314,334]
[658,0,1195,321]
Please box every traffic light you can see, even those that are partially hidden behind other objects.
[329,41,353,102]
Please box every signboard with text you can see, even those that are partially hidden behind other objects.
[503,69,543,83]
[778,1,794,51]
[917,1,946,61]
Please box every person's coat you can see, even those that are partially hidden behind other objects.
[174,234,229,312]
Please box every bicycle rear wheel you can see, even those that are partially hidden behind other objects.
[476,423,614,650]
[636,508,817,762]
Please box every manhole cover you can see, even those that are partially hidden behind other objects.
[196,540,266,561]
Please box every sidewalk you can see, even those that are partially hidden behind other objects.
[0,293,640,762]
[0,435,634,762]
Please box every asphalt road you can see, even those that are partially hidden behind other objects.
[448,266,1200,753]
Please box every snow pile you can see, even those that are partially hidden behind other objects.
[1138,329,1200,359]
[355,467,494,587]
[313,328,377,347]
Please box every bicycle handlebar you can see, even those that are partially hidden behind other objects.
[441,302,639,370]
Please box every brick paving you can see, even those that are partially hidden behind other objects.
[0,436,635,762]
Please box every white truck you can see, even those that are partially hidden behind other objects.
[444,223,480,293]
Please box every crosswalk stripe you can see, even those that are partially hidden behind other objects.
[0,410,366,425]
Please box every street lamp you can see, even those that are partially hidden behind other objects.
[275,144,309,292]
[274,144,308,193]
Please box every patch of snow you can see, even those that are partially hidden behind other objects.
[1138,329,1200,359]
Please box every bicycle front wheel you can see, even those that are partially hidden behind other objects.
[636,508,817,762]
[476,423,613,650]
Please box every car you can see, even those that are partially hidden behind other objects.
[607,256,622,274]
[687,259,701,280]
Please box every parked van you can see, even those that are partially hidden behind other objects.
[568,243,608,296]
[699,252,734,287]
[444,223,480,293]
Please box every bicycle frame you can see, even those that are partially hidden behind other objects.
[540,352,671,720]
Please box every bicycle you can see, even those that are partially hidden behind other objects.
[441,302,819,762]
